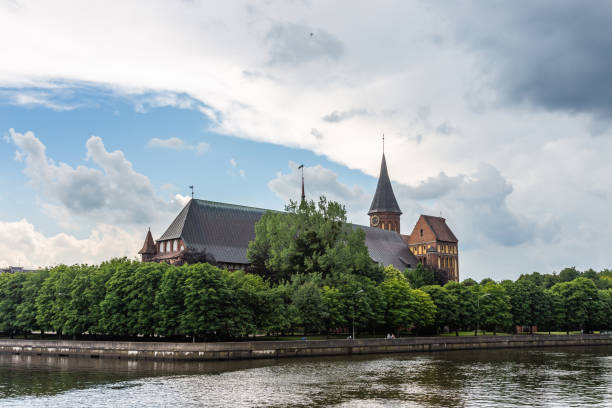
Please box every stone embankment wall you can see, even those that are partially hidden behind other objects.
[0,334,610,362]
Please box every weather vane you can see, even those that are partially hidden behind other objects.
[189,185,194,198]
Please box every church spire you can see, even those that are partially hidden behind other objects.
[368,153,402,215]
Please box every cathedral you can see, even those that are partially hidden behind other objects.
[139,153,459,282]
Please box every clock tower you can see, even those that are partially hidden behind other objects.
[368,153,402,233]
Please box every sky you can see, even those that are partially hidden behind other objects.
[1,0,611,281]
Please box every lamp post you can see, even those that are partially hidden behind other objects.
[476,293,490,336]
[352,289,364,340]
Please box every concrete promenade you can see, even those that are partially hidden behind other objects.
[0,334,610,362]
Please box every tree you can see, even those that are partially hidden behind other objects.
[444,281,476,335]
[99,260,143,336]
[405,263,435,288]
[291,274,325,335]
[479,282,512,335]
[421,285,458,334]
[410,289,436,334]
[35,265,78,337]
[15,270,49,336]
[503,278,546,333]
[379,273,435,335]
[321,285,346,334]
[247,197,380,283]
[155,265,187,337]
[0,272,27,337]
[551,277,599,333]
[559,267,580,282]
[180,263,232,340]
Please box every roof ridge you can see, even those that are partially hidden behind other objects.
[193,198,280,213]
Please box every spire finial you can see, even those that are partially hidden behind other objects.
[382,133,385,154]
[298,164,305,203]
[189,185,194,199]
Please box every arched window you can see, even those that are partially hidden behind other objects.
[161,242,165,253]
[173,240,177,252]
[381,222,385,229]
[420,229,423,237]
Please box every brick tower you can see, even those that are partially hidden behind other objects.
[368,153,402,233]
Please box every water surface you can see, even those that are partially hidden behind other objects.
[0,346,609,407]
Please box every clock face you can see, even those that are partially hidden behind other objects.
[371,215,380,226]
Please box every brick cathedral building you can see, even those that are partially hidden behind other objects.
[139,153,459,282]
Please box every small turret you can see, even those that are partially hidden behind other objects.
[138,228,156,262]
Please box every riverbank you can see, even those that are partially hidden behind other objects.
[1,334,611,362]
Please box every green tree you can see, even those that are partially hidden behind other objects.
[155,264,187,337]
[444,281,476,335]
[503,278,546,333]
[247,197,380,282]
[559,267,580,282]
[15,270,49,336]
[35,265,78,337]
[0,272,27,337]
[479,282,512,335]
[410,289,436,334]
[321,285,346,333]
[405,263,435,288]
[421,285,458,334]
[551,277,599,333]
[180,263,232,340]
[99,260,143,336]
[379,273,435,335]
[291,274,325,335]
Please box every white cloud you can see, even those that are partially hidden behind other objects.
[147,137,210,155]
[148,137,186,150]
[10,128,181,225]
[0,89,81,111]
[0,219,141,269]
[173,194,191,207]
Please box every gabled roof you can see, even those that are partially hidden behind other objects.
[158,199,272,264]
[368,153,402,215]
[138,229,156,254]
[156,199,418,269]
[422,215,458,243]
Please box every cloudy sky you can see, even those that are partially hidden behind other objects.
[1,0,611,281]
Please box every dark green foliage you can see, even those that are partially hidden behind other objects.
[551,277,599,333]
[0,272,27,337]
[179,263,232,338]
[479,282,512,335]
[444,281,476,335]
[421,285,458,334]
[247,197,381,283]
[405,263,435,288]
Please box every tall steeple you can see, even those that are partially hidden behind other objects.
[368,150,402,232]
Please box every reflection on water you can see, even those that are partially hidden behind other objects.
[0,346,610,407]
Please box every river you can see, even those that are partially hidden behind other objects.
[0,346,610,407]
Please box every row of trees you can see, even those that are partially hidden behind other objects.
[0,260,438,339]
[0,259,610,340]
[0,197,610,340]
